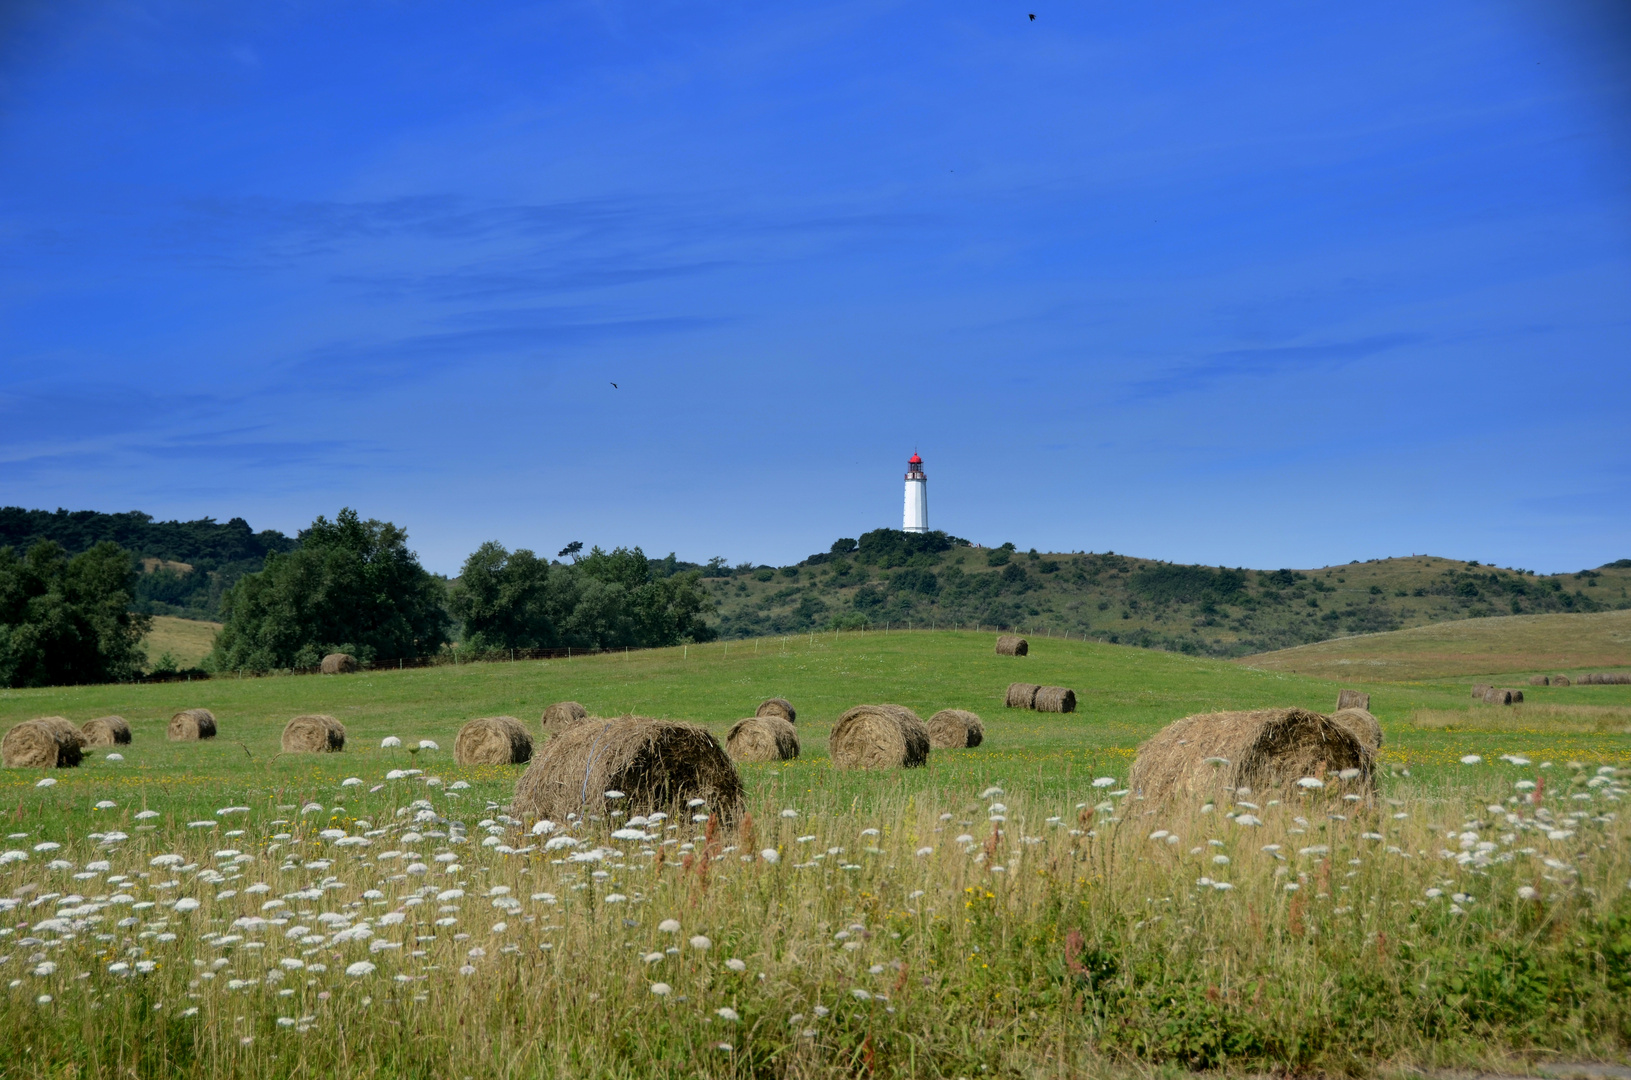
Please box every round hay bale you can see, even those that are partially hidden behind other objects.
[513,715,743,823]
[2,720,80,769]
[35,716,88,751]
[1336,689,1370,711]
[81,716,132,746]
[1552,675,1571,687]
[1527,675,1550,687]
[1034,686,1076,713]
[1481,687,1514,705]
[1329,706,1383,750]
[1005,682,1040,709]
[926,708,984,749]
[281,714,346,753]
[1129,708,1374,802]
[455,716,533,766]
[540,701,590,733]
[755,698,796,724]
[725,715,799,762]
[1508,688,1524,703]
[995,635,1028,657]
[168,708,217,741]
[1471,684,1492,700]
[829,704,931,770]
[320,653,358,674]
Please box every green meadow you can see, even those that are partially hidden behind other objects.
[1,627,1629,1078]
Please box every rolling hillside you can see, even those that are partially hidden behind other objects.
[702,530,1631,658]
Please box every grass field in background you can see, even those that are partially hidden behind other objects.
[140,615,222,669]
[4,629,1631,1077]
[1238,609,1631,681]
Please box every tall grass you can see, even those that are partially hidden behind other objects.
[2,758,1627,1078]
[1413,704,1631,735]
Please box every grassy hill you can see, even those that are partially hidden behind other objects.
[140,614,222,669]
[702,534,1631,659]
[1237,608,1631,681]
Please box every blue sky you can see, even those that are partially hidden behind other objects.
[2,1,1627,575]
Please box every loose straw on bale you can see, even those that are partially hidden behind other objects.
[1129,707,1374,802]
[829,705,930,770]
[540,701,590,733]
[1330,706,1383,750]
[513,715,743,824]
[81,715,131,746]
[168,708,217,741]
[755,698,796,724]
[1033,686,1076,713]
[35,716,87,751]
[995,635,1028,657]
[1005,682,1040,709]
[455,716,533,766]
[320,653,358,674]
[926,708,984,749]
[1336,689,1370,711]
[2,719,82,769]
[281,714,346,753]
[725,716,799,762]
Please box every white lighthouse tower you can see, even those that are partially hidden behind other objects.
[903,452,928,533]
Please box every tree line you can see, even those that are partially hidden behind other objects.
[0,507,716,684]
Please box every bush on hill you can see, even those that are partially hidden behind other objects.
[0,540,150,687]
[207,509,449,672]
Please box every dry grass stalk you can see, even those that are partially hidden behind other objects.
[995,635,1028,657]
[168,708,217,741]
[513,715,743,823]
[2,719,83,768]
[1329,706,1383,750]
[1129,707,1374,802]
[926,708,984,749]
[725,715,799,762]
[540,701,590,733]
[1005,682,1040,709]
[455,716,533,765]
[81,716,132,746]
[829,704,931,770]
[754,698,796,724]
[281,714,346,753]
[320,653,358,674]
[1033,686,1076,713]
[1336,689,1370,711]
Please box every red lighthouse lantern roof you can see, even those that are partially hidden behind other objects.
[908,453,922,464]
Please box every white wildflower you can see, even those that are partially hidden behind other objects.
[345,961,376,977]
[726,958,747,972]
[658,919,681,933]
[650,982,672,996]
[689,935,712,951]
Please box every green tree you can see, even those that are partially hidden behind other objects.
[0,540,151,687]
[208,509,449,672]
[449,543,579,650]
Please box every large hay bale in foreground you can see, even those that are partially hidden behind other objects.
[755,698,796,724]
[2,719,82,769]
[320,653,358,674]
[281,714,346,753]
[540,701,590,732]
[1034,686,1076,713]
[1330,707,1383,750]
[455,716,533,765]
[81,716,132,746]
[1527,675,1550,687]
[35,716,88,751]
[1005,682,1040,709]
[168,708,217,741]
[926,708,984,749]
[1129,708,1374,802]
[726,716,799,762]
[829,705,931,770]
[1552,675,1571,687]
[995,635,1028,657]
[1336,689,1370,711]
[513,715,743,823]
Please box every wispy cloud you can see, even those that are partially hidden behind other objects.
[1127,332,1427,400]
